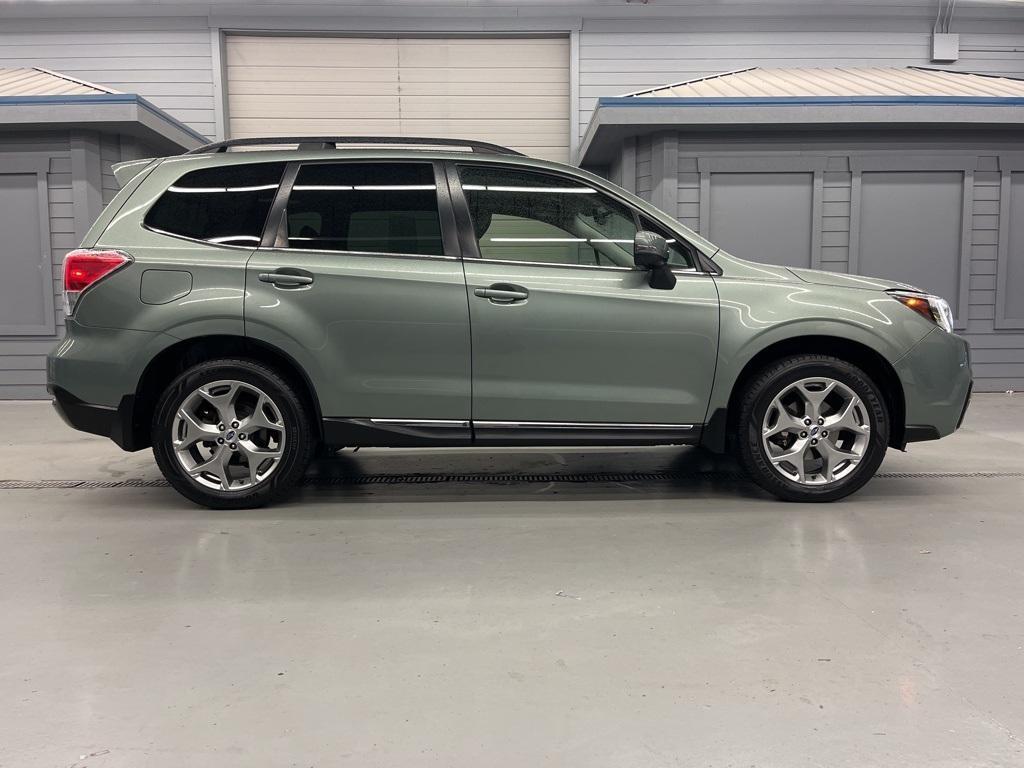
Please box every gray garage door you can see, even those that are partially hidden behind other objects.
[0,171,53,337]
[1004,174,1024,324]
[859,171,966,324]
[225,35,570,162]
[709,172,814,268]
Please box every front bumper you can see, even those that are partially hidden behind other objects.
[48,385,139,450]
[896,328,973,446]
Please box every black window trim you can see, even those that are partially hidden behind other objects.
[141,160,288,250]
[260,158,460,260]
[445,160,709,275]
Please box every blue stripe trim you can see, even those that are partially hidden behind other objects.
[598,95,1024,107]
[0,93,208,143]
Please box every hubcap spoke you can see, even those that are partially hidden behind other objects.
[768,437,809,482]
[241,393,283,432]
[816,438,860,483]
[824,399,870,436]
[762,398,805,439]
[188,446,233,489]
[199,382,240,425]
[174,409,219,449]
[796,380,836,421]
[239,441,283,484]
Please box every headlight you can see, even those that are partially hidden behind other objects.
[889,290,954,333]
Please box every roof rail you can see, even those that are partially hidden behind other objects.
[184,136,525,156]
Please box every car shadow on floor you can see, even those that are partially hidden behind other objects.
[81,446,777,519]
[32,445,1010,519]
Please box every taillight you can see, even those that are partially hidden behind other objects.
[62,249,132,315]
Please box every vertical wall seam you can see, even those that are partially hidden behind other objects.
[811,169,824,270]
[621,136,637,193]
[210,26,227,141]
[994,167,1021,328]
[848,170,862,275]
[957,169,974,329]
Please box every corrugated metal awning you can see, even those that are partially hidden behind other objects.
[0,66,204,151]
[579,66,1024,165]
[625,66,1024,100]
[0,67,119,97]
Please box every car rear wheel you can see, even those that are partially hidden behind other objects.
[735,354,889,502]
[152,359,314,508]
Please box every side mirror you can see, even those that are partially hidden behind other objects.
[633,230,668,270]
[633,230,677,291]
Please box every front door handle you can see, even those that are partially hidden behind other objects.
[474,284,529,304]
[259,269,314,288]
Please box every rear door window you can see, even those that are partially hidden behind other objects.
[144,162,285,246]
[285,163,444,256]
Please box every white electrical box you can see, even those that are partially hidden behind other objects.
[932,33,960,62]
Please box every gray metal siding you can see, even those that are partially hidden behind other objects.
[708,171,815,269]
[0,131,163,399]
[655,137,1024,391]
[0,16,215,139]
[0,135,70,398]
[821,170,852,272]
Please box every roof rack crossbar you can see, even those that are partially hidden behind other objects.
[185,136,524,156]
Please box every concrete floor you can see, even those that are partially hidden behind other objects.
[1,395,1022,767]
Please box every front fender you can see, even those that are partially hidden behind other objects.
[706,277,934,420]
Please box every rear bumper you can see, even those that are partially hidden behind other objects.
[49,386,139,450]
[47,321,172,451]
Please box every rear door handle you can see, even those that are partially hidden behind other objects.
[258,269,314,288]
[474,284,529,304]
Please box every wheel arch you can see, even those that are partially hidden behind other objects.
[126,334,323,451]
[702,334,906,454]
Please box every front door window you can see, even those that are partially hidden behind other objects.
[458,165,695,269]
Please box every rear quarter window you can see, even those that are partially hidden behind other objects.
[144,162,285,246]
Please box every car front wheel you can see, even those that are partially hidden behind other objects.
[735,354,889,502]
[152,359,314,508]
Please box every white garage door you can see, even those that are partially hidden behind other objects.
[225,35,570,162]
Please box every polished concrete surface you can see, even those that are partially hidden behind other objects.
[1,395,1022,767]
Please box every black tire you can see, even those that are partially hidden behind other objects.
[735,354,889,502]
[152,359,315,509]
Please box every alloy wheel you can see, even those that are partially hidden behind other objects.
[761,376,870,485]
[171,379,286,491]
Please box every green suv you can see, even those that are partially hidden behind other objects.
[47,137,972,508]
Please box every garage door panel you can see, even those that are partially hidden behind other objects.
[398,95,570,119]
[226,35,569,162]
[394,119,568,141]
[230,118,402,136]
[398,40,568,69]
[859,171,964,317]
[227,37,398,68]
[228,80,399,98]
[229,95,401,119]
[709,172,814,268]
[397,80,568,97]
[226,66,399,84]
[399,67,569,84]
